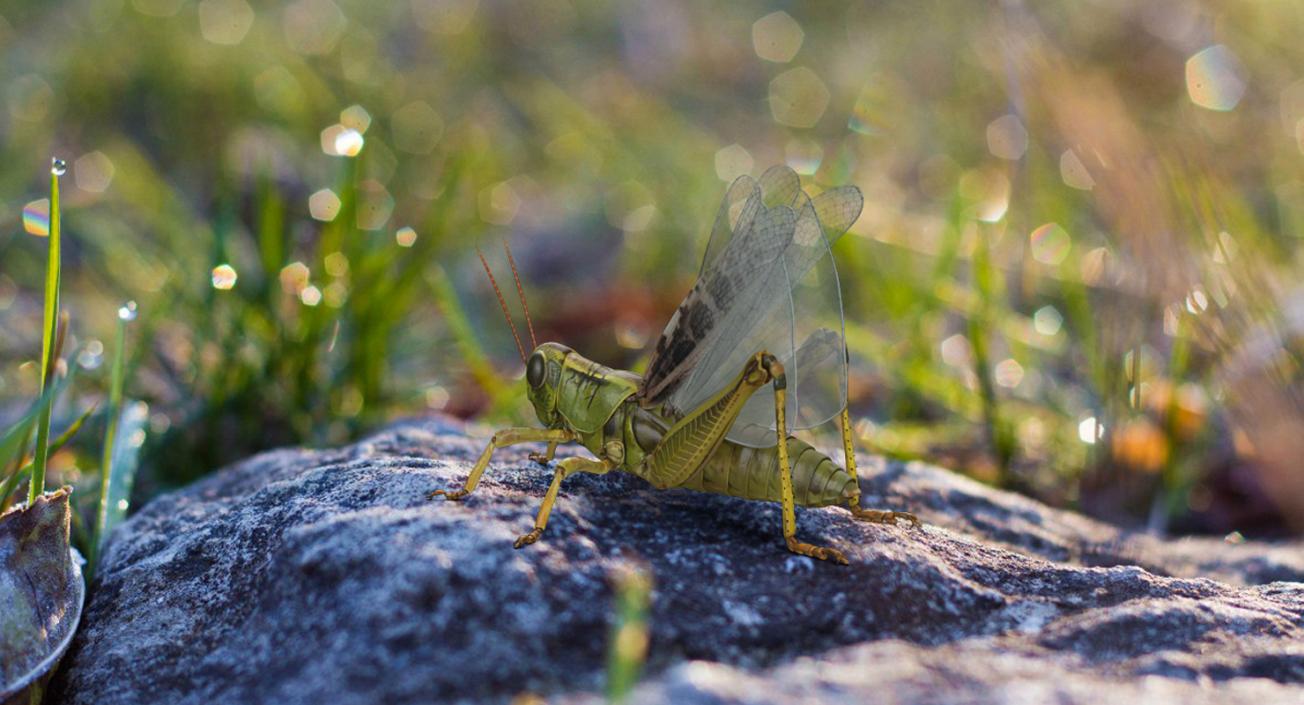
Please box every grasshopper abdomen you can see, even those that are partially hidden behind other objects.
[677,437,858,508]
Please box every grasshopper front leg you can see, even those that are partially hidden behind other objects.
[430,427,576,501]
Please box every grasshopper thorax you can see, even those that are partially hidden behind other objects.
[525,342,640,439]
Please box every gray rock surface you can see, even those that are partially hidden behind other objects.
[48,417,1304,704]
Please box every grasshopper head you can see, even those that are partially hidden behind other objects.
[525,342,572,427]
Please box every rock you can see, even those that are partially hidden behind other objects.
[48,417,1304,704]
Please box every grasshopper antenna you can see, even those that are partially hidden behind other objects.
[502,241,537,350]
[476,244,527,364]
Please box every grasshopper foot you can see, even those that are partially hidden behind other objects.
[850,506,921,529]
[527,452,551,465]
[514,528,544,549]
[429,488,469,502]
[786,536,849,565]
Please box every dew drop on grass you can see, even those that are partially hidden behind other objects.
[119,300,138,321]
[51,157,67,175]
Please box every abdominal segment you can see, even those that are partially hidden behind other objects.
[676,436,857,508]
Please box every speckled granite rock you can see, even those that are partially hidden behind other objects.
[47,417,1304,704]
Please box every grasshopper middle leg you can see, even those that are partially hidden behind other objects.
[514,456,614,549]
[839,407,920,528]
[430,427,576,501]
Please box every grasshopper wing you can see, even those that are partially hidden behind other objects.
[640,165,863,447]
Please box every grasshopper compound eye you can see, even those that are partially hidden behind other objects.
[527,351,546,388]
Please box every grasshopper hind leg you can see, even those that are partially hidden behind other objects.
[838,408,921,529]
[765,355,850,565]
[848,505,921,529]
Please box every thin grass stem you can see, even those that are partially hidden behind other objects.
[29,159,64,504]
[90,304,132,576]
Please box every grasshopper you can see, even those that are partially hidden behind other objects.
[432,165,918,565]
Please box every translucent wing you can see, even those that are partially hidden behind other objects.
[640,165,864,448]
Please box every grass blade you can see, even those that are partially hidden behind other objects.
[29,159,65,503]
[0,406,92,514]
[93,400,148,571]
[90,306,134,578]
[605,566,652,703]
[0,371,77,510]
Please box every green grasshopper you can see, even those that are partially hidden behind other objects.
[432,165,918,565]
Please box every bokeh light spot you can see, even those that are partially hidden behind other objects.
[22,199,49,236]
[283,0,346,56]
[714,144,753,182]
[211,264,238,290]
[199,0,255,45]
[622,205,656,233]
[1033,306,1063,337]
[1078,416,1103,444]
[280,261,310,294]
[769,67,829,128]
[986,114,1028,161]
[848,82,897,136]
[1186,45,1245,111]
[960,169,1010,223]
[355,180,394,231]
[8,75,54,122]
[74,151,115,193]
[392,100,444,154]
[1059,149,1095,190]
[1080,247,1110,286]
[425,385,450,410]
[321,124,364,156]
[324,251,349,277]
[940,333,972,368]
[336,128,364,156]
[1030,222,1071,266]
[479,181,520,225]
[752,11,803,63]
[994,358,1024,388]
[300,285,322,307]
[309,188,342,221]
[784,138,823,175]
[324,281,348,307]
[340,104,372,133]
[320,125,342,155]
[395,226,417,247]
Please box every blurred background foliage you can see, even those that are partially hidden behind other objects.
[1,0,1302,538]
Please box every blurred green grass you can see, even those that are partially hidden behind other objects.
[1,0,1302,537]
